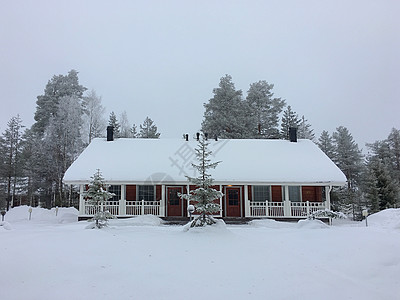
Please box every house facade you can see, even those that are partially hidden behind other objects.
[63,133,347,220]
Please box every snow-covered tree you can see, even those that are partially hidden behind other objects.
[179,135,223,227]
[119,111,131,138]
[297,115,315,141]
[130,124,138,138]
[202,74,251,139]
[364,140,400,211]
[108,112,120,138]
[82,169,115,228]
[333,126,363,190]
[138,117,160,138]
[317,130,335,160]
[332,126,364,217]
[82,90,106,143]
[280,105,301,140]
[1,115,25,210]
[43,95,84,206]
[387,128,400,182]
[32,69,87,136]
[245,80,285,139]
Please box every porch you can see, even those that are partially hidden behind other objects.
[77,184,332,219]
[79,199,328,219]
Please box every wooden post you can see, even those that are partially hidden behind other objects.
[141,199,145,215]
[265,201,269,217]
[160,185,165,217]
[79,185,85,215]
[306,201,310,217]
[119,184,126,216]
[284,186,291,217]
[244,185,249,217]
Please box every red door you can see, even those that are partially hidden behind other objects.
[226,187,241,217]
[167,187,183,217]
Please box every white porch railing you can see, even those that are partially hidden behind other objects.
[249,201,326,218]
[83,200,161,216]
[126,200,161,216]
[84,200,119,216]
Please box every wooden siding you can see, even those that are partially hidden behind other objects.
[301,186,322,202]
[156,185,162,201]
[271,185,282,202]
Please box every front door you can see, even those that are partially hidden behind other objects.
[226,187,241,217]
[167,187,183,217]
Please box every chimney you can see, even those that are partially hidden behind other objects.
[185,134,189,141]
[289,127,297,142]
[196,132,200,141]
[107,126,114,141]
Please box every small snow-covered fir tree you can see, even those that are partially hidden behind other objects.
[317,130,335,160]
[297,115,315,141]
[82,169,115,228]
[108,111,120,138]
[280,105,301,140]
[180,135,223,227]
[138,117,160,138]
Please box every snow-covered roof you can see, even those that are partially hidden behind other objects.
[63,138,347,186]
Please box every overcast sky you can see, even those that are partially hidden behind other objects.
[1,0,399,150]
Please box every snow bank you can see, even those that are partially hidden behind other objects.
[108,214,164,227]
[297,218,329,229]
[2,206,78,224]
[183,218,229,234]
[368,208,400,230]
[249,218,296,229]
[0,221,12,230]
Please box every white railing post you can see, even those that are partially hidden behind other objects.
[160,185,165,217]
[265,201,269,217]
[244,185,249,217]
[306,201,310,217]
[284,186,291,217]
[79,184,85,215]
[141,200,145,215]
[119,184,126,216]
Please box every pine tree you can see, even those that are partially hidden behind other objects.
[362,162,380,213]
[245,80,285,139]
[332,126,364,217]
[179,135,223,227]
[32,70,87,136]
[130,124,138,138]
[82,169,115,228]
[318,130,335,159]
[138,117,160,138]
[1,115,25,210]
[364,139,400,210]
[108,112,120,138]
[297,115,315,141]
[387,128,400,182]
[280,105,301,140]
[202,74,251,139]
[43,95,84,206]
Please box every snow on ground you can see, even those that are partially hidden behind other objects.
[1,207,399,300]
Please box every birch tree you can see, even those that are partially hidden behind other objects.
[82,90,106,143]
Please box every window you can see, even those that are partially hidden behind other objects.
[288,186,301,202]
[138,185,155,201]
[253,186,271,202]
[227,189,239,206]
[108,185,121,201]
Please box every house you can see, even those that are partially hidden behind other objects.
[63,130,347,221]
